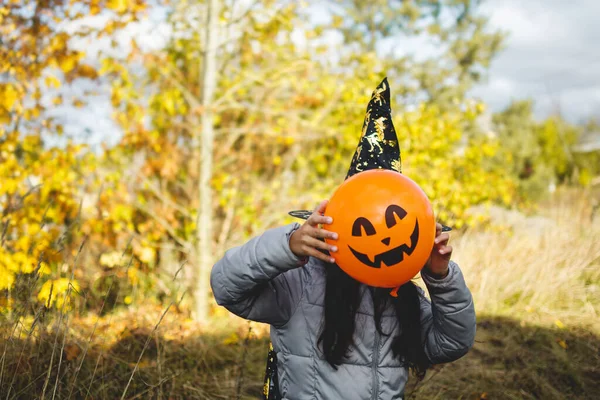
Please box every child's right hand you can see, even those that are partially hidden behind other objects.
[289,200,338,264]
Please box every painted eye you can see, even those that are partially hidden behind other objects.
[352,217,376,236]
[385,205,407,228]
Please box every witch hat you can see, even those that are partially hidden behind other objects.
[288,77,450,231]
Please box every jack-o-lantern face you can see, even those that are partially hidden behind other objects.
[348,205,419,269]
[324,169,435,288]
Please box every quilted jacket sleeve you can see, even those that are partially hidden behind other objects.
[419,260,476,364]
[210,223,307,328]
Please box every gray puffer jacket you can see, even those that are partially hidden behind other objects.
[210,223,476,400]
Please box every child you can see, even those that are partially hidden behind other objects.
[210,78,476,400]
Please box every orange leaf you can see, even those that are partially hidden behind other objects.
[90,0,101,15]
[77,64,98,79]
[65,344,81,360]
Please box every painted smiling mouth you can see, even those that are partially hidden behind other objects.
[348,220,420,268]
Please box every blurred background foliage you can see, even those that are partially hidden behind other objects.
[1,0,599,319]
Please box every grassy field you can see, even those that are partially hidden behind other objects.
[1,188,599,399]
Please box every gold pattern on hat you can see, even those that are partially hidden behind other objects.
[361,110,371,138]
[371,81,387,105]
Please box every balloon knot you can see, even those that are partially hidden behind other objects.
[389,286,400,297]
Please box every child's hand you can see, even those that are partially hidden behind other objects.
[289,200,338,264]
[423,223,452,278]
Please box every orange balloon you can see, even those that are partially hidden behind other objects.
[324,169,436,288]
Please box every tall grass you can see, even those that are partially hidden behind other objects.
[450,188,600,331]
[0,188,598,398]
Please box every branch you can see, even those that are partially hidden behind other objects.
[134,202,191,251]
[157,66,202,111]
[213,60,312,108]
[214,101,340,137]
[135,173,194,220]
[309,85,343,126]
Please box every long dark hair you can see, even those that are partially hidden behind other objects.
[317,263,430,379]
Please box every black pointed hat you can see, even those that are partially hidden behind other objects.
[345,77,402,179]
[288,77,402,220]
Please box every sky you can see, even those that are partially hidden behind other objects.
[54,0,600,147]
[470,0,600,123]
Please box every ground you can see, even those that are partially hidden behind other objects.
[1,312,598,399]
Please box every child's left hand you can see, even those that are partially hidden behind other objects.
[423,223,452,279]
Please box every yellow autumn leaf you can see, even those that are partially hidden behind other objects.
[45,75,61,89]
[0,266,16,290]
[2,179,18,195]
[59,56,77,74]
[0,112,11,125]
[554,319,565,329]
[1,84,19,110]
[163,95,175,115]
[37,278,80,308]
[38,262,52,275]
[332,15,344,28]
[127,267,139,285]
[107,0,128,13]
[90,0,101,16]
[222,332,239,345]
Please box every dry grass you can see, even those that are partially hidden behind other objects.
[406,316,600,399]
[1,311,598,399]
[450,188,600,332]
[0,188,599,399]
[0,311,269,399]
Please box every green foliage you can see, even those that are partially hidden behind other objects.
[573,120,600,185]
[492,100,588,202]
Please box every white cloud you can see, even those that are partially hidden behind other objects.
[471,0,600,122]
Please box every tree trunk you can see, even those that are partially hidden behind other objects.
[195,0,219,321]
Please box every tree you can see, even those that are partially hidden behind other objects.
[100,0,517,319]
[0,0,147,311]
[100,0,343,319]
[196,0,220,321]
[492,100,583,201]
[315,0,505,110]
